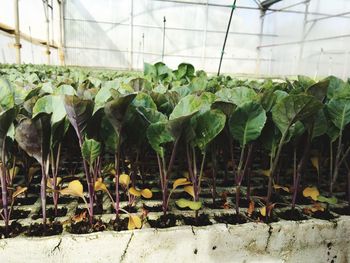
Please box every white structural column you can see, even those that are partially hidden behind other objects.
[297,0,310,70]
[44,0,51,64]
[14,0,21,64]
[201,0,209,69]
[255,10,266,75]
[129,0,134,70]
[58,0,65,65]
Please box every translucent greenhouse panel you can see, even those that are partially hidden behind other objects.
[0,33,59,65]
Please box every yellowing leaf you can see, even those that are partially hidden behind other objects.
[12,186,27,199]
[273,184,290,193]
[128,215,142,230]
[173,178,191,189]
[28,166,40,182]
[260,206,266,217]
[129,187,141,197]
[184,185,195,197]
[60,180,84,198]
[140,188,152,198]
[261,169,271,177]
[95,179,108,192]
[311,156,319,175]
[9,166,20,180]
[119,173,130,187]
[303,186,319,201]
[47,177,62,189]
[175,198,202,210]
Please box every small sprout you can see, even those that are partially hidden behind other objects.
[184,185,195,198]
[47,177,62,189]
[60,180,84,198]
[140,188,152,199]
[72,210,87,223]
[94,178,108,192]
[173,178,191,189]
[175,198,202,210]
[119,173,131,187]
[128,215,142,230]
[260,204,275,217]
[303,203,325,215]
[128,187,153,198]
[303,186,320,201]
[129,187,141,197]
[273,184,290,193]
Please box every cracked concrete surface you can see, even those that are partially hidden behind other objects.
[0,216,349,262]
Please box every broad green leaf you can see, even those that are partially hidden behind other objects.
[104,93,137,133]
[15,117,50,165]
[169,94,203,120]
[297,75,315,89]
[0,78,15,110]
[33,95,66,124]
[272,94,323,134]
[306,79,329,102]
[64,95,93,140]
[0,108,16,154]
[229,102,266,146]
[326,76,346,99]
[215,87,257,107]
[326,98,350,130]
[190,109,226,151]
[81,138,101,165]
[147,121,174,157]
[176,198,202,210]
[55,84,76,96]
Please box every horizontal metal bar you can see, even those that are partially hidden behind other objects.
[263,0,308,17]
[150,0,350,18]
[64,18,278,37]
[65,45,274,62]
[257,33,350,48]
[307,11,350,23]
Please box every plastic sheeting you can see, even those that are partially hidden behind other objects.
[1,0,350,78]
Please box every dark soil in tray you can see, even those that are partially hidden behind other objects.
[75,206,105,215]
[277,209,308,221]
[6,209,30,220]
[310,210,338,220]
[143,204,163,212]
[250,211,279,223]
[68,218,107,234]
[119,206,138,214]
[148,214,180,228]
[47,196,76,205]
[32,207,68,220]
[181,214,212,226]
[0,221,25,239]
[332,206,350,216]
[25,222,63,237]
[204,200,229,209]
[13,196,37,206]
[108,218,129,231]
[214,213,247,225]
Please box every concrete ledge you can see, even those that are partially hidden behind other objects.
[0,216,349,263]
